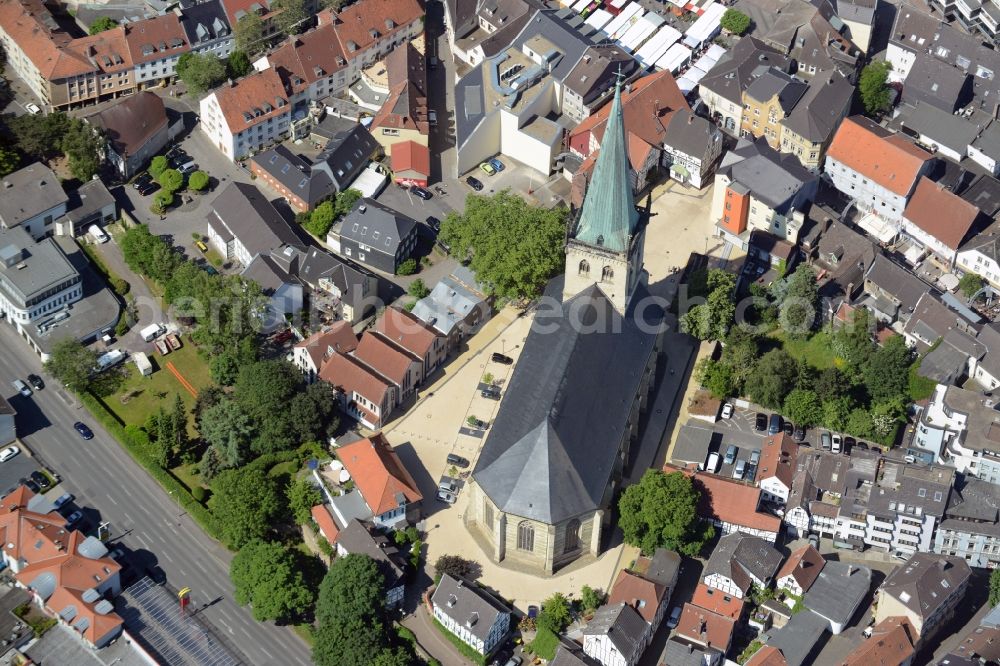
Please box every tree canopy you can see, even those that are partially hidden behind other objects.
[227,50,252,78]
[235,13,266,54]
[274,0,308,36]
[859,60,892,116]
[198,400,254,469]
[990,568,1000,606]
[720,9,750,34]
[88,16,118,34]
[537,593,572,634]
[960,273,985,299]
[0,145,18,177]
[158,168,184,192]
[210,467,282,548]
[439,190,568,300]
[778,264,819,338]
[681,269,736,341]
[618,470,713,556]
[230,540,314,622]
[783,388,823,427]
[313,553,392,666]
[746,349,799,409]
[44,338,98,393]
[287,478,323,525]
[188,170,210,191]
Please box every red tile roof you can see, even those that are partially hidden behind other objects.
[680,468,782,535]
[337,432,422,515]
[840,616,916,666]
[221,0,274,27]
[607,570,665,624]
[826,116,931,197]
[691,583,745,620]
[266,23,347,95]
[211,67,289,132]
[311,504,341,544]
[776,544,826,594]
[758,433,797,490]
[904,177,982,251]
[376,306,441,360]
[392,140,431,178]
[371,42,428,134]
[322,0,423,59]
[296,322,359,369]
[675,603,736,652]
[319,351,390,417]
[354,331,417,385]
[746,645,788,666]
[122,13,188,66]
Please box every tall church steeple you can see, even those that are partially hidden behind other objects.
[563,76,645,313]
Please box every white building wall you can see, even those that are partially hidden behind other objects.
[759,478,790,503]
[199,93,236,160]
[957,248,1000,289]
[825,155,915,223]
[703,573,746,599]
[901,217,957,264]
[885,42,917,83]
[583,634,632,666]
[969,144,1000,176]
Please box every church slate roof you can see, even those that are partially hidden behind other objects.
[571,80,640,254]
[471,278,662,524]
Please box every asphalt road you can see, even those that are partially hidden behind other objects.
[0,325,312,665]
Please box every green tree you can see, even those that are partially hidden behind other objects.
[313,616,387,666]
[274,0,308,36]
[230,540,315,622]
[815,367,852,401]
[859,60,892,116]
[871,399,905,442]
[370,648,414,666]
[287,380,340,444]
[149,155,168,177]
[696,358,735,399]
[822,395,854,432]
[396,258,418,276]
[188,170,210,191]
[44,338,98,393]
[863,335,913,404]
[618,470,713,556]
[210,467,282,548]
[88,16,118,34]
[746,349,798,409]
[234,360,304,454]
[537,593,572,634]
[783,389,823,427]
[227,50,252,78]
[434,554,477,580]
[833,308,874,379]
[580,585,604,614]
[720,8,750,34]
[960,273,986,299]
[779,264,819,338]
[845,408,874,439]
[990,568,1000,606]
[0,145,19,177]
[407,278,430,298]
[439,190,568,300]
[721,327,760,392]
[199,399,254,468]
[158,168,184,192]
[61,121,103,181]
[334,189,362,218]
[236,12,266,55]
[305,200,336,236]
[288,478,323,525]
[316,553,385,627]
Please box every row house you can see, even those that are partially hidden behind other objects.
[757,433,798,504]
[432,575,511,658]
[775,544,825,597]
[335,433,423,528]
[124,13,189,85]
[701,533,782,601]
[200,68,291,160]
[911,383,1000,484]
[177,0,234,59]
[369,42,430,167]
[582,603,650,666]
[685,469,783,542]
[875,553,971,648]
[901,177,985,269]
[825,116,934,226]
[934,476,1000,568]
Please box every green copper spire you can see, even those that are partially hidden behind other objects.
[572,76,639,254]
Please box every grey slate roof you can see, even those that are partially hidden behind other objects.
[431,574,510,644]
[781,71,853,142]
[0,227,78,303]
[699,37,791,106]
[671,424,714,467]
[335,519,405,585]
[762,609,829,666]
[637,548,681,589]
[836,0,876,24]
[941,476,1000,538]
[253,145,335,209]
[206,183,301,259]
[900,102,984,155]
[582,603,647,661]
[973,121,1000,162]
[471,279,661,524]
[880,553,971,623]
[661,638,725,666]
[902,54,969,113]
[663,109,719,159]
[865,255,935,314]
[310,117,380,192]
[340,199,416,258]
[719,138,816,213]
[411,274,487,336]
[904,292,981,352]
[704,533,783,592]
[803,561,871,627]
[178,0,231,45]
[744,67,807,112]
[298,246,372,296]
[61,179,116,225]
[0,163,68,229]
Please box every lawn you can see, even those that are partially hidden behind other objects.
[767,329,839,370]
[172,461,205,493]
[104,340,212,430]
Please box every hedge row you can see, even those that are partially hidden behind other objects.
[80,391,223,542]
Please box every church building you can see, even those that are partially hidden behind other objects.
[463,80,666,574]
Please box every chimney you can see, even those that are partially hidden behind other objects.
[688,113,694,124]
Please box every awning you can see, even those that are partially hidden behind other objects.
[857,212,898,244]
[671,163,690,178]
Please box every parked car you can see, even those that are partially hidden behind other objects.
[808,533,820,549]
[0,446,19,463]
[12,379,31,398]
[844,436,856,452]
[732,459,747,480]
[745,464,758,482]
[821,431,831,450]
[137,182,160,196]
[721,402,733,419]
[30,470,50,490]
[503,657,522,666]
[489,157,505,172]
[666,606,682,629]
[64,510,84,528]
[411,186,433,200]
[479,161,496,176]
[856,441,869,450]
[133,173,153,189]
[74,422,94,440]
[169,152,191,168]
[446,453,469,468]
[831,434,842,454]
[196,241,208,252]
[481,387,501,400]
[783,421,794,436]
[749,449,761,465]
[705,452,721,473]
[468,418,487,430]
[26,374,44,391]
[24,102,41,115]
[22,478,39,493]
[793,426,806,442]
[724,444,738,465]
[52,493,73,510]
[466,176,484,191]
[426,216,441,232]
[768,414,783,435]
[755,413,767,431]
[436,490,457,504]
[491,352,514,365]
[178,162,198,175]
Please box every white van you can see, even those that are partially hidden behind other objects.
[705,452,721,473]
[88,224,109,244]
[140,323,165,342]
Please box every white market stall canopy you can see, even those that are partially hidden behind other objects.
[634,24,682,67]
[585,8,615,30]
[656,42,693,73]
[619,12,663,52]
[602,4,643,39]
[683,1,726,48]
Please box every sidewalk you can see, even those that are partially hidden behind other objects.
[401,606,471,666]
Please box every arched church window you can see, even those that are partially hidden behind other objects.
[564,519,581,553]
[579,260,590,276]
[596,234,604,246]
[517,521,535,552]
[602,266,614,282]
